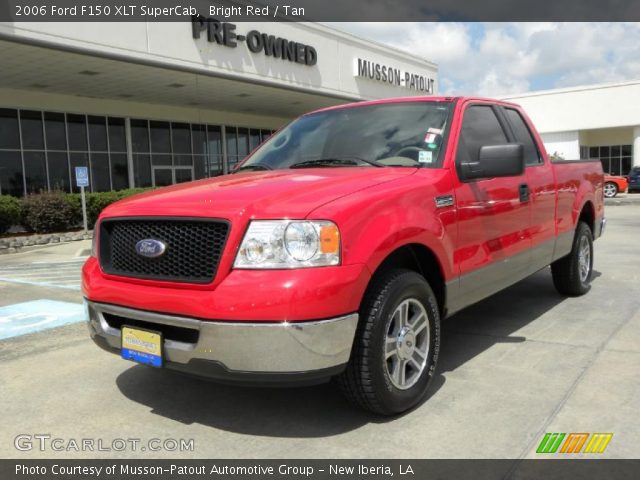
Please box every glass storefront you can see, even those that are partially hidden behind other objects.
[581,144,633,176]
[0,107,274,196]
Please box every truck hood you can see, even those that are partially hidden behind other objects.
[102,168,416,220]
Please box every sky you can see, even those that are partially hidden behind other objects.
[326,22,640,96]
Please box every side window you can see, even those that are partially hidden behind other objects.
[504,108,542,166]
[456,105,508,164]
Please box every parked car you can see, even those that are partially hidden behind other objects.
[83,96,605,415]
[628,166,640,193]
[604,174,628,198]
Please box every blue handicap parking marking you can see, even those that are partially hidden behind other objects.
[0,299,86,340]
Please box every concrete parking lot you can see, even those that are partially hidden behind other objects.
[1,204,639,459]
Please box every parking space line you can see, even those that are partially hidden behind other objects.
[0,299,85,340]
[0,259,85,290]
[0,277,81,291]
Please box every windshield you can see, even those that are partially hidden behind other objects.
[237,101,452,171]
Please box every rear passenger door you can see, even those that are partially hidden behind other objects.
[501,107,556,271]
[451,103,532,310]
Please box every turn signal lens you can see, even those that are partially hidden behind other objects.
[319,225,340,254]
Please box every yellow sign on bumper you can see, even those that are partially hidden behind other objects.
[121,326,163,368]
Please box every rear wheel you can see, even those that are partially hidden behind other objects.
[337,269,440,415]
[603,182,618,198]
[551,222,593,296]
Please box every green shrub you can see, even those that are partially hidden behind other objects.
[0,195,21,234]
[15,188,153,233]
[21,192,76,233]
[65,188,151,229]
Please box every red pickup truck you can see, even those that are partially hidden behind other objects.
[83,97,605,415]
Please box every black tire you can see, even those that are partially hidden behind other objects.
[336,269,440,415]
[603,182,618,198]
[551,222,593,296]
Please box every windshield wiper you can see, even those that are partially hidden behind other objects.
[234,164,273,172]
[289,157,383,169]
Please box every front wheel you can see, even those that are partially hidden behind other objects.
[603,182,618,198]
[337,269,440,415]
[551,222,593,296]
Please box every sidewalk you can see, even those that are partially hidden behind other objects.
[606,193,640,206]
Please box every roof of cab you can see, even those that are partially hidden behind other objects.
[305,96,522,116]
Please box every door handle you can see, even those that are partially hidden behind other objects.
[519,183,530,203]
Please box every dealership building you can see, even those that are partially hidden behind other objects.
[2,21,640,198]
[0,20,438,197]
[503,80,640,176]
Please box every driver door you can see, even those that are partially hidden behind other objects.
[451,103,532,309]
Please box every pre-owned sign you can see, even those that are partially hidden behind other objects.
[191,15,318,66]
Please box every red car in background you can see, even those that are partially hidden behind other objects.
[604,175,628,198]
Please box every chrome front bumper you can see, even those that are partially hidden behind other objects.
[86,300,358,384]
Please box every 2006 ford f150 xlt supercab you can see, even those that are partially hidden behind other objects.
[84,97,605,415]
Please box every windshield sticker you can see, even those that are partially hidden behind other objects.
[427,143,438,149]
[424,133,437,143]
[428,128,443,135]
[419,150,433,163]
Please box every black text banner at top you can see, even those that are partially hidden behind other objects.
[2,0,640,22]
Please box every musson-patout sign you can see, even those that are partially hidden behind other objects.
[355,58,436,93]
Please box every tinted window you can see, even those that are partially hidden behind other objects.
[150,121,171,153]
[226,127,238,158]
[20,111,44,150]
[90,152,111,191]
[110,153,129,190]
[108,118,126,152]
[194,155,206,179]
[67,114,88,151]
[44,112,67,150]
[457,105,508,164]
[88,116,108,152]
[48,152,70,192]
[237,127,249,158]
[24,152,47,193]
[0,151,24,196]
[172,123,191,154]
[131,119,149,152]
[249,129,261,150]
[505,108,541,165]
[0,109,20,149]
[191,124,206,155]
[133,153,151,187]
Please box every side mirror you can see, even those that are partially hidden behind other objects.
[460,144,524,180]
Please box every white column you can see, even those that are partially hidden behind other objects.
[634,126,640,167]
[125,118,135,188]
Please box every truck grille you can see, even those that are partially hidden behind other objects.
[99,218,229,284]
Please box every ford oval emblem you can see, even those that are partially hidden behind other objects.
[135,239,166,258]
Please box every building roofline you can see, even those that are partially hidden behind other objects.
[501,78,640,100]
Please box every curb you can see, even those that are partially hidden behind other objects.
[0,231,93,255]
[605,195,640,206]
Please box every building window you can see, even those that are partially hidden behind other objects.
[1,107,274,195]
[0,109,23,196]
[0,109,131,195]
[130,119,237,188]
[207,125,223,177]
[582,144,633,176]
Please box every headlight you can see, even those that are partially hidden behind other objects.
[234,220,340,269]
